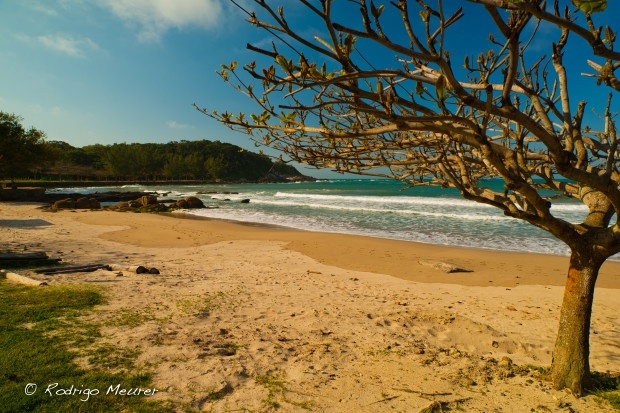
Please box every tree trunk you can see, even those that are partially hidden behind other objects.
[551,250,602,396]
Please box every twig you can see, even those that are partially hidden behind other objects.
[392,387,452,397]
[366,395,399,405]
[35,264,111,275]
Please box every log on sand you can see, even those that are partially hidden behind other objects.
[0,270,48,286]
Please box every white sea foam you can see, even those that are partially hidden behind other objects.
[51,179,595,257]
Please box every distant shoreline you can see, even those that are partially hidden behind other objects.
[4,177,315,189]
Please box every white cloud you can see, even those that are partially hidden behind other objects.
[103,0,224,42]
[30,2,60,16]
[37,33,99,57]
[166,120,192,129]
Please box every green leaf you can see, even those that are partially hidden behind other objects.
[275,55,292,73]
[571,0,607,14]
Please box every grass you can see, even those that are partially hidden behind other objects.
[107,306,163,328]
[176,292,226,318]
[591,372,620,410]
[0,280,173,412]
[255,371,313,410]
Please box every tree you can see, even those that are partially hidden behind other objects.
[198,0,619,395]
[0,112,47,180]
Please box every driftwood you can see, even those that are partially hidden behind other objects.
[35,264,111,275]
[0,252,48,261]
[0,251,61,268]
[1,270,48,286]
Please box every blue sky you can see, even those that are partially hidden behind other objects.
[1,1,618,178]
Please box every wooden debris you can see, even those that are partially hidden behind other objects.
[1,270,48,286]
[0,251,61,268]
[0,251,48,261]
[367,395,399,406]
[418,259,472,273]
[34,264,111,275]
[392,388,452,397]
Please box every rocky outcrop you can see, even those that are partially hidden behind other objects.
[51,197,101,210]
[0,187,46,201]
[258,172,316,183]
[137,195,158,207]
[105,195,206,213]
[184,196,206,209]
[75,197,101,209]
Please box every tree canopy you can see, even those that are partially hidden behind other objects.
[0,114,303,183]
[201,0,619,395]
[0,112,48,180]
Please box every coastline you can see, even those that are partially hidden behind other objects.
[83,209,620,289]
[1,202,618,412]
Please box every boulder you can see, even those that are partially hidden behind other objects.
[75,197,100,209]
[185,196,205,208]
[136,266,149,274]
[240,198,250,204]
[172,196,205,209]
[174,199,189,209]
[52,198,76,210]
[138,195,158,207]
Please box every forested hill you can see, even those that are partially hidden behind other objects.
[0,112,312,183]
[42,140,312,182]
[14,139,312,183]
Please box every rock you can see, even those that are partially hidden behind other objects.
[498,356,513,368]
[140,203,170,212]
[418,259,472,273]
[136,266,149,274]
[240,198,250,203]
[75,197,100,209]
[52,197,100,210]
[52,198,76,210]
[138,195,158,207]
[418,401,442,413]
[171,196,204,209]
[185,196,205,208]
[174,199,189,209]
[148,267,160,274]
[458,377,476,387]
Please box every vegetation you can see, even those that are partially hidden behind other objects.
[0,280,170,412]
[0,112,304,182]
[0,113,48,180]
[203,0,619,396]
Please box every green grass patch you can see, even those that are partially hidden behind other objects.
[106,306,163,328]
[255,371,313,410]
[591,372,620,410]
[0,280,172,412]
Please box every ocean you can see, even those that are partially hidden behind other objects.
[49,179,592,258]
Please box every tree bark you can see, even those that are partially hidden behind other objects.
[551,250,602,396]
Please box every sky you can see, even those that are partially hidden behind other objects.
[1,1,618,179]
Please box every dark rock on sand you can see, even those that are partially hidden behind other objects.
[136,266,149,274]
[51,197,100,210]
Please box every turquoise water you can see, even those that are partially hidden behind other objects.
[50,179,590,257]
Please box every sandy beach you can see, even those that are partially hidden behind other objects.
[1,202,619,412]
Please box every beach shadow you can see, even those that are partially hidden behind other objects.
[0,219,53,228]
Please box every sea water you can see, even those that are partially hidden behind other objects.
[50,179,593,257]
